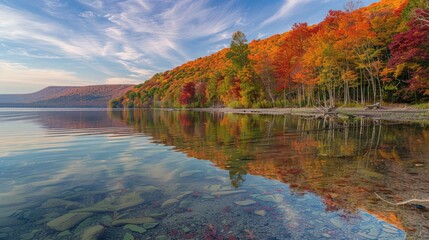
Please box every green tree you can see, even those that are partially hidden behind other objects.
[226,31,250,70]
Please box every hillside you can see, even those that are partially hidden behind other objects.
[0,85,134,107]
[110,0,428,108]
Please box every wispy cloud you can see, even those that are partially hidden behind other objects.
[261,0,313,26]
[79,11,95,18]
[0,60,88,87]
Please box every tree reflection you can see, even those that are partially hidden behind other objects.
[109,109,429,238]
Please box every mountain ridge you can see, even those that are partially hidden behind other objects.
[0,85,135,107]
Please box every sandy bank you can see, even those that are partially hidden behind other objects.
[187,107,429,122]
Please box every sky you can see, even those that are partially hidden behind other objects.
[0,0,378,94]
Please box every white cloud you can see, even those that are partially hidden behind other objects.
[0,6,103,57]
[0,61,89,89]
[79,11,95,18]
[257,33,266,39]
[78,0,103,9]
[262,0,312,26]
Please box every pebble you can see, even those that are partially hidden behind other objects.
[155,235,168,240]
[330,217,343,228]
[143,222,159,229]
[357,232,377,239]
[112,217,156,226]
[234,200,256,206]
[322,233,331,238]
[161,198,179,208]
[211,190,246,196]
[254,210,266,216]
[124,224,146,234]
[123,232,134,240]
[57,230,72,237]
[81,225,104,240]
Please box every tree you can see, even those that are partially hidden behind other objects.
[386,10,429,100]
[226,31,250,70]
[179,82,195,105]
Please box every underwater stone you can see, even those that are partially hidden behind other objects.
[57,230,72,237]
[329,217,343,228]
[176,191,193,199]
[179,170,203,177]
[112,217,156,226]
[147,212,167,219]
[234,200,256,206]
[136,186,160,192]
[254,210,266,216]
[74,217,96,233]
[254,194,283,203]
[47,212,93,231]
[204,185,222,191]
[179,199,192,208]
[210,190,246,196]
[41,198,83,209]
[143,222,159,229]
[161,198,179,208]
[81,225,104,240]
[155,235,168,240]
[101,215,113,226]
[123,232,135,240]
[73,192,145,213]
[20,229,41,240]
[124,224,146,234]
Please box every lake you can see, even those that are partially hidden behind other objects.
[0,109,427,239]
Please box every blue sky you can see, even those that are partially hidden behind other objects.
[0,0,378,94]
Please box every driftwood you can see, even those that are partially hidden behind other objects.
[315,106,339,116]
[366,102,383,110]
[375,192,429,206]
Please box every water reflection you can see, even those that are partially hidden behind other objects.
[0,109,426,239]
[110,109,429,238]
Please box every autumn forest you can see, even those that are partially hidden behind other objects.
[109,0,429,109]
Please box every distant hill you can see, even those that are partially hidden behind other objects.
[0,85,135,107]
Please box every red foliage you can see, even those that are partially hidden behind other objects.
[388,11,429,95]
[179,82,196,105]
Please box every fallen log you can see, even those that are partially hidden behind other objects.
[366,102,383,110]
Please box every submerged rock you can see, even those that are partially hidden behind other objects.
[20,229,41,240]
[57,230,72,237]
[253,194,283,203]
[179,170,203,177]
[210,190,246,196]
[47,212,93,231]
[234,200,256,206]
[204,185,222,191]
[176,191,193,199]
[155,235,168,240]
[161,198,179,209]
[254,210,267,216]
[143,222,159,229]
[124,224,146,234]
[112,217,156,226]
[41,198,83,209]
[73,192,145,213]
[147,212,167,219]
[135,185,160,192]
[123,232,135,240]
[81,225,104,240]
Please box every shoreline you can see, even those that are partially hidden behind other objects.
[187,107,429,122]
